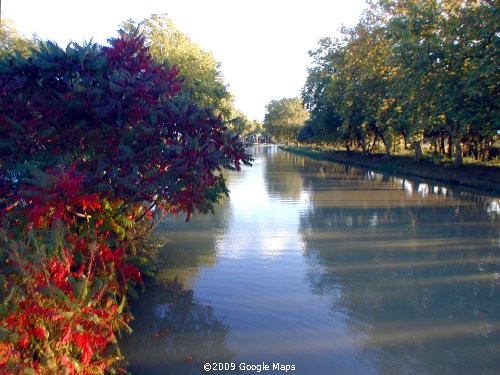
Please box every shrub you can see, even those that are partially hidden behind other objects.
[0,31,250,373]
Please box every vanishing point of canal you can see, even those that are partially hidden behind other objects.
[120,145,499,375]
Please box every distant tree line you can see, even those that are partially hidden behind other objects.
[263,97,310,144]
[300,0,498,165]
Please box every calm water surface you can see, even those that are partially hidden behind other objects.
[121,146,499,375]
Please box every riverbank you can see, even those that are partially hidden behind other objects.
[280,146,500,196]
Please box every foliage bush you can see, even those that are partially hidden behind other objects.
[0,31,250,374]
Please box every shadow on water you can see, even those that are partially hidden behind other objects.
[120,279,244,375]
[292,155,500,375]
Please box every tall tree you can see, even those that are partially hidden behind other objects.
[121,14,234,120]
[382,0,446,160]
[438,0,499,163]
[301,38,346,146]
[227,110,254,140]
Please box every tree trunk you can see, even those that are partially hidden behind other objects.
[439,133,446,155]
[381,133,391,157]
[369,133,378,155]
[454,141,463,167]
[450,122,462,166]
[403,135,409,150]
[359,135,368,155]
[447,133,453,157]
[413,140,422,162]
[448,120,460,159]
[480,139,491,162]
[431,138,438,156]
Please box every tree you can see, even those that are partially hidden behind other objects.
[264,97,310,143]
[0,19,37,59]
[381,0,446,160]
[0,32,250,221]
[301,38,346,146]
[249,120,268,143]
[122,14,235,121]
[301,0,499,162]
[437,0,499,163]
[226,110,258,142]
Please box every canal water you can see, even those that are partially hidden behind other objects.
[120,145,499,375]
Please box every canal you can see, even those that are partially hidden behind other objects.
[120,145,499,375]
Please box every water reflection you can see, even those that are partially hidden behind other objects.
[151,202,230,287]
[295,155,500,375]
[216,146,309,260]
[120,279,242,375]
[121,146,499,375]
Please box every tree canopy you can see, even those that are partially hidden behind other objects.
[0,19,37,59]
[121,14,235,121]
[301,0,499,164]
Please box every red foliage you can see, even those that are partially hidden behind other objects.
[18,165,102,228]
[0,31,250,219]
[0,166,143,372]
[0,30,250,374]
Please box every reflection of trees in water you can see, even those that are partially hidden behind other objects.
[297,159,499,375]
[152,200,231,287]
[120,173,242,373]
[121,279,243,375]
[296,153,499,217]
[261,147,306,200]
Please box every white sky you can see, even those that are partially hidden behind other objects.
[2,0,367,121]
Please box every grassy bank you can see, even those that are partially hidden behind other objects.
[280,146,500,196]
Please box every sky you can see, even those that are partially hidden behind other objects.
[2,0,368,121]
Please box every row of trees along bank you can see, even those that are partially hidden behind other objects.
[299,0,498,166]
[0,17,251,374]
